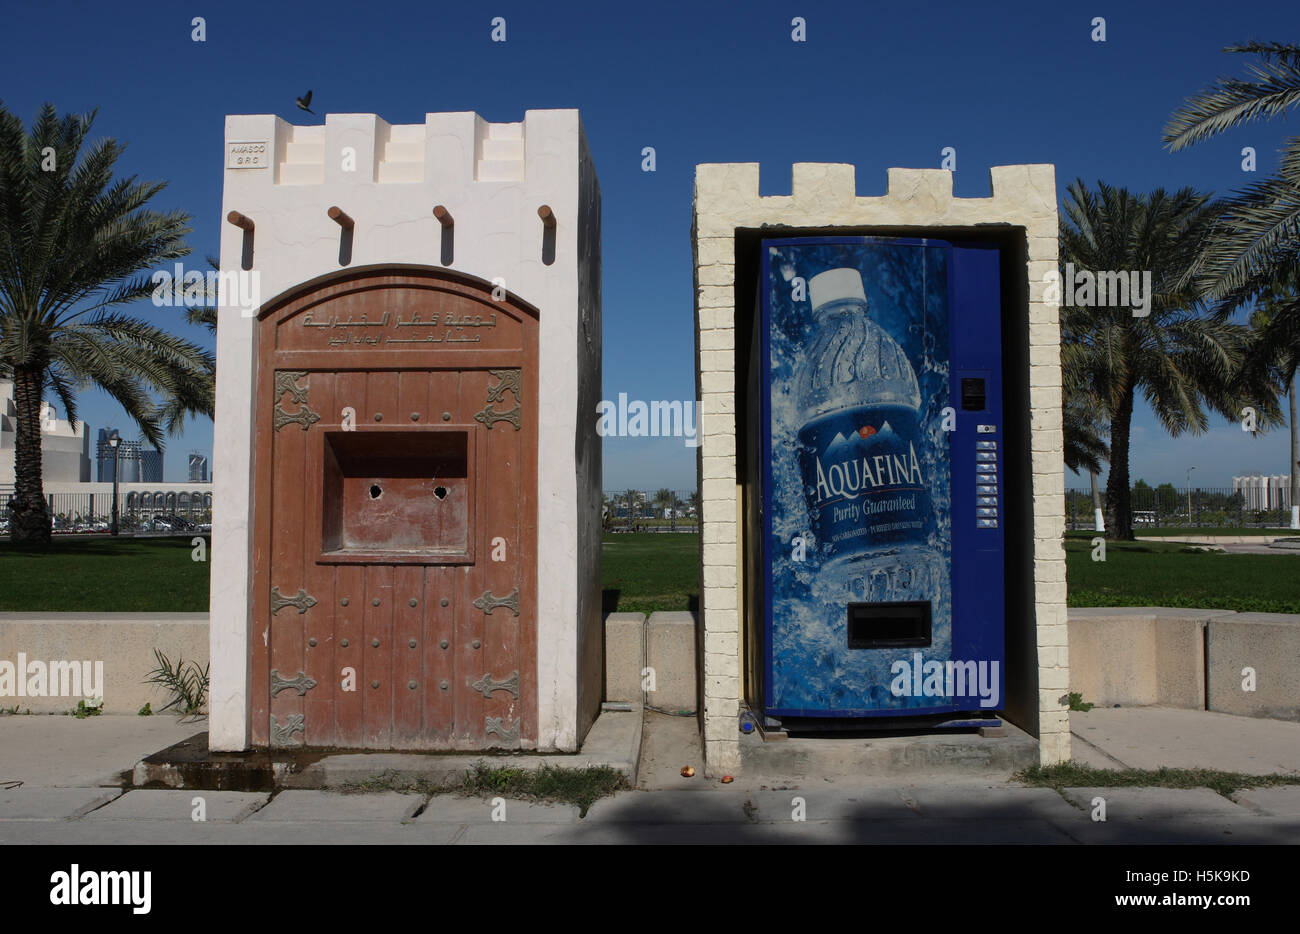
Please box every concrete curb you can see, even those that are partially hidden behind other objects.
[130,709,643,791]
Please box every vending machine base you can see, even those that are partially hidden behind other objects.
[761,713,1004,735]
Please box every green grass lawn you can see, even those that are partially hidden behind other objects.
[0,537,210,612]
[1065,534,1300,613]
[601,532,699,615]
[2,530,1295,616]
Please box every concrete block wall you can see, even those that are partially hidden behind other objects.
[212,110,601,752]
[692,162,1068,775]
[1206,613,1300,721]
[1067,608,1220,710]
[1068,608,1300,722]
[0,614,208,714]
[604,611,698,713]
[604,612,645,704]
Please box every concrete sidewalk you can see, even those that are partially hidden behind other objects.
[1,780,1296,844]
[2,710,1297,844]
[1070,706,1300,774]
[0,715,203,787]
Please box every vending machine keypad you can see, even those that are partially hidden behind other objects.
[975,435,998,528]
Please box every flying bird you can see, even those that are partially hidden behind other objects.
[295,90,314,114]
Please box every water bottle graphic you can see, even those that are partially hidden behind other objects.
[794,267,938,602]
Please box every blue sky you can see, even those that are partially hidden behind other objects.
[3,0,1299,489]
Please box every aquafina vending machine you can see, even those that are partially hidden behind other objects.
[759,236,1005,723]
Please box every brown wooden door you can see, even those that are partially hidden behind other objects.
[251,269,538,750]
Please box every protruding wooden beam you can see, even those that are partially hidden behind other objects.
[327,206,354,230]
[433,205,454,228]
[226,211,255,232]
[537,204,556,229]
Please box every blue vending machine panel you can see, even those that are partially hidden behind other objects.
[760,237,1004,718]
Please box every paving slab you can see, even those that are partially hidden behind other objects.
[637,710,707,791]
[246,790,424,823]
[0,716,204,787]
[1231,786,1300,818]
[1069,707,1300,775]
[457,819,1078,845]
[0,819,453,845]
[583,789,751,823]
[1060,815,1297,845]
[741,786,917,822]
[1059,786,1249,821]
[415,796,580,824]
[85,789,269,822]
[0,787,121,820]
[900,784,1082,822]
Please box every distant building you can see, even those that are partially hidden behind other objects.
[1232,474,1292,510]
[188,452,209,483]
[96,429,163,483]
[0,382,212,528]
[0,379,92,486]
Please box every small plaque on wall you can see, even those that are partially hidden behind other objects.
[227,141,269,169]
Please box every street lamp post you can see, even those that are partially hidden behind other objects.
[1186,466,1197,528]
[109,434,121,536]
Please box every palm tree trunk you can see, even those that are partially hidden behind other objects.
[1089,469,1105,533]
[1105,385,1136,540]
[9,365,51,545]
[1290,371,1299,530]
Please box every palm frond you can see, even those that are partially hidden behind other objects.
[1164,43,1300,151]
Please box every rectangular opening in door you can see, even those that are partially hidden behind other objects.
[317,427,475,564]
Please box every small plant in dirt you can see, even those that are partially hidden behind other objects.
[1067,692,1094,712]
[72,698,103,719]
[138,702,152,716]
[0,705,32,715]
[456,763,628,816]
[144,649,209,717]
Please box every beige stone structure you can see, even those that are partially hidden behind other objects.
[691,162,1068,775]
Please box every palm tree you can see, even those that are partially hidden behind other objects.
[0,102,214,544]
[1164,43,1300,525]
[1163,43,1300,304]
[1063,388,1109,532]
[1059,180,1250,540]
[624,489,642,530]
[1246,270,1300,525]
[1062,301,1110,532]
[155,255,218,435]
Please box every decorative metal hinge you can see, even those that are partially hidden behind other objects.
[273,370,320,432]
[473,368,521,431]
[472,588,519,617]
[270,713,305,747]
[271,586,317,615]
[470,670,520,699]
[485,716,521,746]
[270,669,318,697]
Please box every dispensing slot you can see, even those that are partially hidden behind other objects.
[846,601,932,649]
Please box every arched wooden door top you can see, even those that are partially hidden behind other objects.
[255,265,540,326]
